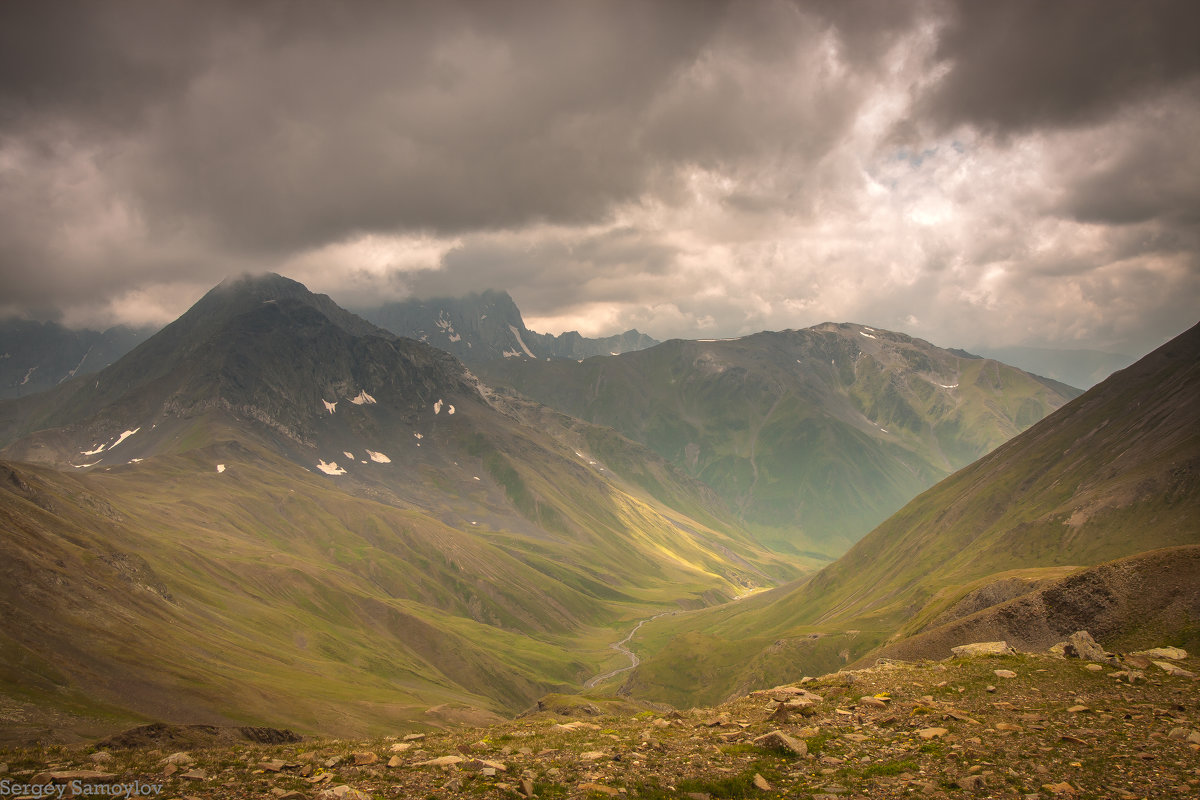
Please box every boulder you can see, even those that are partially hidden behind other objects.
[1050,631,1119,665]
[951,642,1013,657]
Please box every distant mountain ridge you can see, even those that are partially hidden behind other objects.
[478,321,1081,555]
[0,319,154,399]
[355,290,658,364]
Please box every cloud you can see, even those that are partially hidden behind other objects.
[0,0,1196,356]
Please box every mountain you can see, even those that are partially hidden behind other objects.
[355,290,658,364]
[0,319,154,399]
[0,273,791,739]
[477,323,1081,556]
[975,345,1136,389]
[622,319,1200,708]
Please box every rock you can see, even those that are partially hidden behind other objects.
[858,696,888,708]
[917,727,949,739]
[179,768,208,781]
[467,758,508,772]
[278,793,306,800]
[320,786,373,800]
[261,759,287,772]
[956,775,987,790]
[1134,646,1188,660]
[351,751,378,765]
[1168,727,1190,740]
[520,776,535,797]
[162,763,178,777]
[994,669,1017,678]
[577,782,620,796]
[951,641,1012,657]
[1153,660,1197,678]
[387,755,404,768]
[1108,669,1145,684]
[753,772,772,790]
[579,751,607,761]
[1067,705,1090,713]
[416,755,464,767]
[403,732,426,741]
[1051,631,1119,665]
[753,729,808,756]
[390,742,413,752]
[1085,664,1104,672]
[88,751,113,763]
[1042,781,1078,795]
[162,751,194,765]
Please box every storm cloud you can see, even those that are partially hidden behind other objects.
[0,0,1197,356]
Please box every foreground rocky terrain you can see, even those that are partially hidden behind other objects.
[3,644,1197,799]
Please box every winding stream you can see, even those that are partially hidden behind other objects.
[584,611,675,688]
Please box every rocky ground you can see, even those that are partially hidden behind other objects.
[2,645,1197,800]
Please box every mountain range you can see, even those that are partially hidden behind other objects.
[0,274,785,740]
[0,271,1193,744]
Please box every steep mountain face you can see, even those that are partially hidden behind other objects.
[623,320,1200,708]
[478,323,1080,555]
[0,319,154,399]
[355,290,658,364]
[0,273,791,738]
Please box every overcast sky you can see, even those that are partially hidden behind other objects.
[1,0,1197,356]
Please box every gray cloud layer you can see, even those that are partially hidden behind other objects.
[1,0,1197,356]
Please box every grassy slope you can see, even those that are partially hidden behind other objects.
[625,321,1200,708]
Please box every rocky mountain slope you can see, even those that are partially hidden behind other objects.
[4,646,1199,798]
[479,323,1080,556]
[621,320,1200,708]
[356,290,657,365]
[0,274,791,740]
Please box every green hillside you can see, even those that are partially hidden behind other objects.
[623,320,1200,708]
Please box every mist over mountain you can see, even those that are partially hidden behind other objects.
[974,345,1136,389]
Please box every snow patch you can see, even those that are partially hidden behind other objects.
[447,405,455,415]
[350,390,376,405]
[473,476,480,481]
[434,398,443,414]
[20,366,37,385]
[864,326,875,332]
[216,464,226,473]
[413,433,423,440]
[323,399,337,414]
[936,382,959,389]
[72,461,101,468]
[448,333,461,342]
[508,325,535,357]
[316,460,347,475]
[502,348,522,358]
[366,449,391,463]
[344,451,355,459]
[66,346,93,380]
[859,331,876,339]
[129,458,143,464]
[110,428,140,449]
[81,443,107,456]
